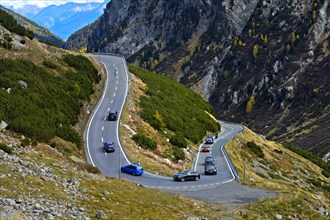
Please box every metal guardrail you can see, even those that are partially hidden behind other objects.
[223,143,241,182]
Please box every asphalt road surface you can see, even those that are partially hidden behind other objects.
[85,54,276,204]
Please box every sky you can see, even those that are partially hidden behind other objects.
[0,0,105,9]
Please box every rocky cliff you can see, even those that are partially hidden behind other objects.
[66,0,330,159]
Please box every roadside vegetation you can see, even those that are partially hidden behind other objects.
[129,65,220,143]
[0,140,229,220]
[225,127,329,219]
[0,55,100,149]
[120,65,220,176]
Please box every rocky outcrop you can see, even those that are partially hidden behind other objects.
[66,0,330,158]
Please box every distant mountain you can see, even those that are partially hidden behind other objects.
[66,0,330,160]
[9,4,42,18]
[15,1,109,40]
[0,5,64,47]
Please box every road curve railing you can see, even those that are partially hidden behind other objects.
[220,121,243,182]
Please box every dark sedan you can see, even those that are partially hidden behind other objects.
[107,110,118,121]
[173,170,200,182]
[204,165,217,175]
[103,141,115,153]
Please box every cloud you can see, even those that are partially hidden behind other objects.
[0,0,105,9]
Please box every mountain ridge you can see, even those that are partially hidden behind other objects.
[0,14,329,219]
[66,0,330,160]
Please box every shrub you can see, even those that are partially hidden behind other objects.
[132,133,157,150]
[0,9,34,39]
[21,138,31,147]
[246,96,255,113]
[173,146,185,161]
[170,133,187,148]
[321,170,330,178]
[129,65,220,144]
[284,143,330,177]
[43,60,58,69]
[0,143,12,154]
[0,55,99,149]
[84,164,101,174]
[246,141,264,158]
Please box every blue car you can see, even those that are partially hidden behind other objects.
[121,164,144,176]
[103,141,115,153]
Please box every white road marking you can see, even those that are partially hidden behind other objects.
[101,137,104,142]
[115,87,118,90]
[104,117,107,120]
[102,126,104,131]
[113,93,116,97]
[111,100,113,103]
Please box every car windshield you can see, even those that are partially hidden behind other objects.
[180,170,189,174]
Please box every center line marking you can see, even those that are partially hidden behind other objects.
[102,126,104,131]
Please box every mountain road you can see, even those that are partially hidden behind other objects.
[85,54,276,204]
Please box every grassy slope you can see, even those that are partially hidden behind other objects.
[0,135,233,220]
[224,127,329,219]
[119,65,220,176]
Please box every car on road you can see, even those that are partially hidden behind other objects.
[205,135,214,144]
[121,164,144,176]
[173,170,200,182]
[103,141,115,153]
[204,165,217,175]
[205,156,215,166]
[107,110,118,121]
[201,145,211,152]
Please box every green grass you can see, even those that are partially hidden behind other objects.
[129,64,220,144]
[0,55,100,148]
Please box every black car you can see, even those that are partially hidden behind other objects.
[205,165,217,175]
[103,141,115,153]
[173,170,200,182]
[107,110,118,121]
[205,135,214,144]
[205,156,215,166]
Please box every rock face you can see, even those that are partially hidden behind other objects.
[66,0,330,158]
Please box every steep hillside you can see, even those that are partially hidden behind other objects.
[224,127,329,219]
[1,12,329,219]
[66,0,330,159]
[0,134,226,219]
[0,6,64,47]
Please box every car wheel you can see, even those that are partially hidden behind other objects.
[181,178,185,182]
[195,176,199,181]
[133,172,136,176]
[121,169,124,172]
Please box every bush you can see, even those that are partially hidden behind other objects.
[21,138,31,147]
[284,143,330,177]
[84,164,101,174]
[170,133,187,148]
[0,9,34,39]
[43,60,58,69]
[0,55,99,149]
[321,170,330,178]
[129,65,220,144]
[132,133,157,150]
[0,143,12,154]
[173,146,185,161]
[246,141,264,158]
